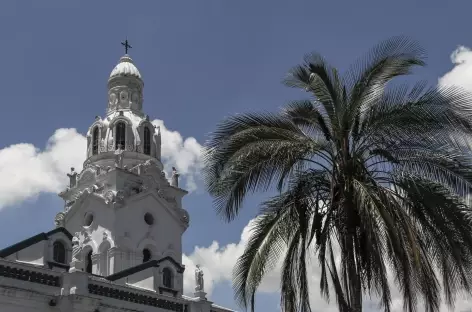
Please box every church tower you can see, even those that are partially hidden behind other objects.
[55,47,189,296]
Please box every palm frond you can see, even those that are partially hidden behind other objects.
[204,37,472,312]
[346,36,426,115]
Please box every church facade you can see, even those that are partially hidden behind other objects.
[0,50,234,312]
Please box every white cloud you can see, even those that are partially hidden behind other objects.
[439,45,472,92]
[0,120,202,209]
[0,128,85,209]
[182,219,339,312]
[152,119,203,192]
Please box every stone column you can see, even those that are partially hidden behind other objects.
[190,300,213,312]
[108,247,119,275]
[91,253,100,274]
[61,271,89,296]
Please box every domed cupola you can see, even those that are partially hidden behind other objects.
[109,55,142,79]
[107,52,144,115]
[82,43,162,169]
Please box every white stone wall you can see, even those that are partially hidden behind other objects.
[5,241,45,265]
[4,230,72,268]
[63,187,185,285]
[0,258,227,312]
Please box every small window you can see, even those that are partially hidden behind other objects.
[115,122,126,150]
[86,251,93,274]
[143,127,151,155]
[143,248,151,263]
[84,212,94,227]
[92,127,99,155]
[144,213,154,225]
[163,268,172,288]
[53,241,66,264]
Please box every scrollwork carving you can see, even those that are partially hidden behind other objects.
[82,231,91,244]
[71,233,82,261]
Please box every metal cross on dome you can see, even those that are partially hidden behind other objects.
[121,39,132,54]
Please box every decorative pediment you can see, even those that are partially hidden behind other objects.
[77,168,96,187]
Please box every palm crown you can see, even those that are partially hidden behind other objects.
[203,37,472,312]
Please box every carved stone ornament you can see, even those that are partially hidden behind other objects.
[73,191,83,201]
[82,231,91,244]
[65,200,75,209]
[115,190,125,203]
[72,233,82,261]
[180,210,190,225]
[54,212,65,228]
[114,146,124,168]
[109,92,117,106]
[104,191,115,204]
[99,140,106,152]
[120,90,129,103]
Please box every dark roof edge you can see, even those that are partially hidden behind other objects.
[47,227,73,240]
[106,256,185,281]
[106,260,160,281]
[156,256,185,273]
[0,227,73,258]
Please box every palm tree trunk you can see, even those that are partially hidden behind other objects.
[346,235,362,312]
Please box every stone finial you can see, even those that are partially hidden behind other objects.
[171,167,180,188]
[194,264,207,300]
[114,145,124,169]
[67,167,78,188]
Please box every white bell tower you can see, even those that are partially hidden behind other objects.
[55,45,189,297]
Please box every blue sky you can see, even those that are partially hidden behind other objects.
[1,0,472,311]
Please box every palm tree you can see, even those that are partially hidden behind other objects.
[203,37,472,312]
